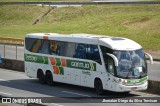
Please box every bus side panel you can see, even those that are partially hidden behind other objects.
[25,62,44,78]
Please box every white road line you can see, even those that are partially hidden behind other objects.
[153,61,160,64]
[0,92,12,96]
[62,91,91,97]
[0,68,24,74]
[0,79,10,82]
[132,91,160,97]
[51,103,64,106]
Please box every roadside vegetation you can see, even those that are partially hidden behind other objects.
[0,5,160,50]
[0,0,91,2]
[0,0,159,2]
[0,104,5,106]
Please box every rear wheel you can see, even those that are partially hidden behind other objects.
[95,79,104,95]
[46,71,54,86]
[37,70,46,84]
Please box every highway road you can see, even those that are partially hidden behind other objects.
[0,44,160,81]
[0,68,160,106]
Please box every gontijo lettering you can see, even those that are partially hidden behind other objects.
[71,61,90,69]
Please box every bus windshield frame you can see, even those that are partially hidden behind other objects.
[113,49,147,79]
[100,46,147,79]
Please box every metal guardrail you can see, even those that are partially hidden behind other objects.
[0,37,24,45]
[0,1,160,5]
[0,37,159,61]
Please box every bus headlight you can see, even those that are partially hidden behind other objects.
[122,79,127,85]
[115,78,127,85]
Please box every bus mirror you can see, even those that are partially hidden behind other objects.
[106,53,118,66]
[145,52,153,64]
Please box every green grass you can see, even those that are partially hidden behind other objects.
[0,5,160,50]
[0,104,5,106]
[0,0,159,2]
[0,0,90,2]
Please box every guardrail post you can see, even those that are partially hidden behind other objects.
[4,43,5,59]
[16,45,17,60]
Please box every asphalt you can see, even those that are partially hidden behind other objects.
[0,68,160,106]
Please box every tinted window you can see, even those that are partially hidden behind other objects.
[40,40,50,54]
[49,40,60,55]
[100,46,113,54]
[25,38,101,64]
[100,46,115,75]
[49,41,76,57]
[25,38,42,53]
[74,44,101,64]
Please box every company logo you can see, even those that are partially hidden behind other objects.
[71,61,89,69]
[25,55,37,61]
[2,98,11,103]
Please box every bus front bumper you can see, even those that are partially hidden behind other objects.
[115,81,148,92]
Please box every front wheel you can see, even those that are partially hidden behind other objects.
[46,71,54,86]
[95,79,104,95]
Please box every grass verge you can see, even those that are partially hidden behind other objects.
[0,4,160,50]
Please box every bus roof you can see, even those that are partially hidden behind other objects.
[25,33,142,50]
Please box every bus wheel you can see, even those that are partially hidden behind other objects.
[46,71,54,86]
[37,70,46,84]
[122,91,130,94]
[95,79,104,95]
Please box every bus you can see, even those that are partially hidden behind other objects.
[24,33,153,95]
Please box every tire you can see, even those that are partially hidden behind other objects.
[95,79,104,95]
[46,71,54,86]
[122,91,130,94]
[38,71,46,84]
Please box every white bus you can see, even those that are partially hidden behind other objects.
[24,33,153,95]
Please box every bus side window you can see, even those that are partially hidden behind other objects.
[25,38,37,52]
[40,40,50,54]
[49,40,58,55]
[100,46,114,74]
[86,45,101,64]
[74,44,101,64]
[32,39,42,53]
[107,56,115,75]
[74,44,87,59]
[65,42,76,57]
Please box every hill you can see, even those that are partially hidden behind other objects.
[0,4,160,50]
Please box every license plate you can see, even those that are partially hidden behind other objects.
[131,87,137,90]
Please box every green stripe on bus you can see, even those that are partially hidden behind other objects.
[59,67,64,75]
[25,54,48,64]
[127,76,148,84]
[25,54,96,71]
[55,58,61,66]
[93,63,96,71]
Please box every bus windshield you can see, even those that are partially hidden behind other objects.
[113,49,147,79]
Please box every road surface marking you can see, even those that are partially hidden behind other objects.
[0,92,12,96]
[132,91,160,97]
[62,91,91,97]
[51,103,64,106]
[153,61,160,64]
[0,79,10,82]
[0,68,24,74]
